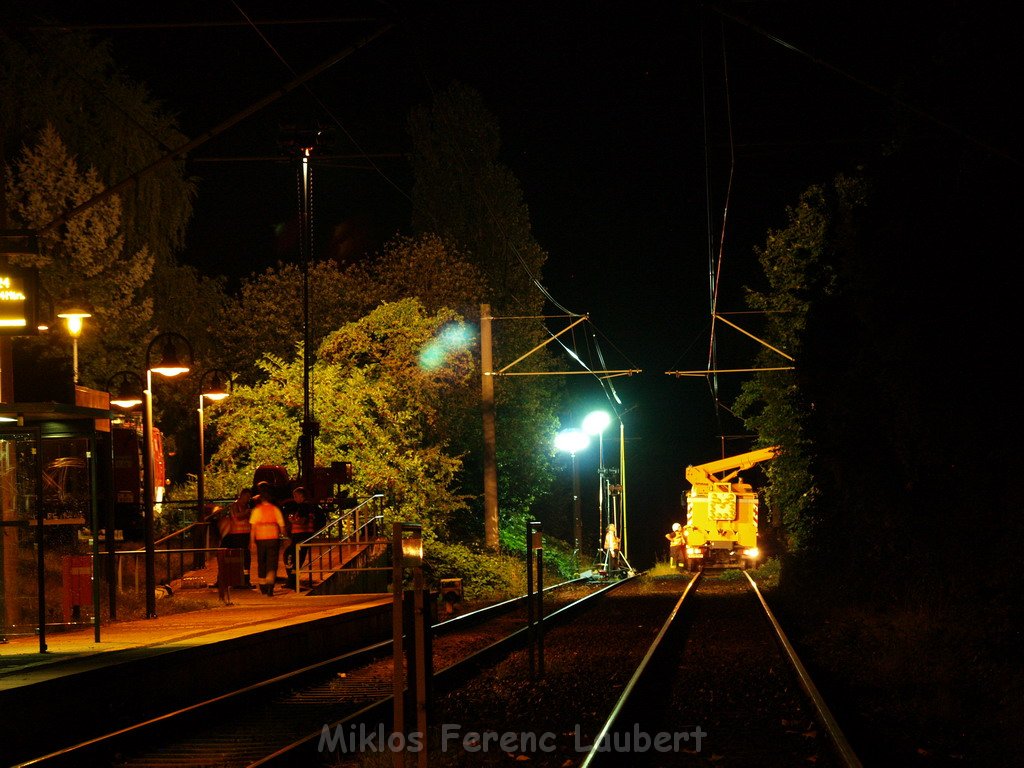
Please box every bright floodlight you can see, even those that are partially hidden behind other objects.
[555,428,590,455]
[582,410,612,436]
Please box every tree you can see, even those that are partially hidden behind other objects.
[205,299,474,537]
[409,83,546,316]
[216,260,354,385]
[408,83,564,536]
[1,25,203,419]
[6,126,153,384]
[342,233,487,318]
[217,233,486,385]
[733,177,864,554]
[0,28,194,271]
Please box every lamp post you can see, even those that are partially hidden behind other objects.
[57,305,91,384]
[104,370,144,621]
[142,332,192,618]
[555,428,590,567]
[196,369,231,525]
[582,410,611,550]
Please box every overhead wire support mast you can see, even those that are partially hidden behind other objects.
[666,312,795,377]
[480,306,640,550]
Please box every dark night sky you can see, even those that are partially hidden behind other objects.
[13,1,1012,562]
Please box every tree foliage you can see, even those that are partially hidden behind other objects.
[217,233,486,386]
[408,83,563,535]
[1,26,203,413]
[342,233,487,318]
[734,177,865,553]
[205,300,474,537]
[0,28,194,268]
[6,126,154,383]
[409,82,546,316]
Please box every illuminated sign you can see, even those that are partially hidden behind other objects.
[0,267,39,335]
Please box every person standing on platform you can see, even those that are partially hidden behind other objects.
[250,493,287,596]
[283,486,316,580]
[220,487,253,587]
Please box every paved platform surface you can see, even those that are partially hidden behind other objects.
[0,584,392,689]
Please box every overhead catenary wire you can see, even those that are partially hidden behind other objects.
[233,2,603,378]
[0,25,181,158]
[230,2,413,207]
[705,14,738,455]
[398,6,588,322]
[31,21,395,237]
[709,3,1024,169]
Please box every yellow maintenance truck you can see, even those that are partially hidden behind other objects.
[682,446,779,570]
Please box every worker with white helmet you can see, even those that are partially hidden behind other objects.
[665,522,685,568]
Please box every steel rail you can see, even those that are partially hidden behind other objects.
[9,577,590,768]
[744,571,863,768]
[577,571,862,767]
[253,573,641,766]
[579,571,702,767]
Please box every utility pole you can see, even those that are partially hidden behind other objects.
[479,308,639,553]
[480,305,498,550]
[281,125,321,494]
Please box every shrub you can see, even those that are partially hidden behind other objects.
[424,541,526,601]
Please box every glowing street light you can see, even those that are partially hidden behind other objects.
[196,369,231,527]
[555,428,590,560]
[57,304,91,384]
[106,370,144,411]
[142,331,192,618]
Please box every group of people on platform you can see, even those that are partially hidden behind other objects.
[213,483,322,597]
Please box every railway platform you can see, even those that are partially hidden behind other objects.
[0,586,393,764]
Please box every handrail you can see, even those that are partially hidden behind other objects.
[302,493,385,544]
[294,494,386,592]
[106,546,227,593]
[156,520,209,546]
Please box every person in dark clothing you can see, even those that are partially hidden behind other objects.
[219,487,253,586]
[283,486,316,578]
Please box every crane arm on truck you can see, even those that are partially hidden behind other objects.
[684,446,780,488]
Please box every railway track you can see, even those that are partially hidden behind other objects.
[367,570,860,767]
[10,576,622,768]
[580,570,862,768]
[16,570,859,767]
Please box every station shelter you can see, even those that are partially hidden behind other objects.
[0,387,114,652]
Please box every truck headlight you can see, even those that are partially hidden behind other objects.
[742,547,760,559]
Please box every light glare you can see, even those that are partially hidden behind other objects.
[582,410,612,435]
[555,428,590,455]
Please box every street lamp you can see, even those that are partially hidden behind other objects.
[104,370,144,621]
[196,369,231,525]
[582,410,611,550]
[106,370,143,410]
[555,427,590,563]
[142,331,192,618]
[57,304,91,384]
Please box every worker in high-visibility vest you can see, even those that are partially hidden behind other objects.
[604,523,621,570]
[250,493,287,596]
[665,522,685,568]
